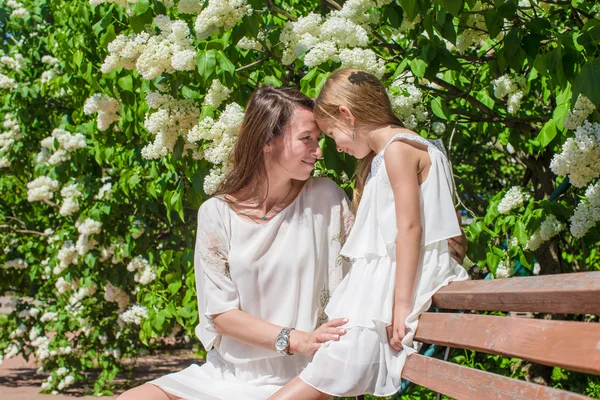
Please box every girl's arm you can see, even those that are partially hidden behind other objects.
[384,141,424,352]
[211,310,348,356]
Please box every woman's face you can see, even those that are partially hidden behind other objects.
[266,106,323,181]
[317,118,372,159]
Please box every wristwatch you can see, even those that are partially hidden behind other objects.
[275,327,294,355]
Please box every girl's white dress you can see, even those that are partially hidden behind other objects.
[149,177,353,399]
[299,134,469,397]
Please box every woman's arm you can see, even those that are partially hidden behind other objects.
[384,141,424,352]
[212,310,348,356]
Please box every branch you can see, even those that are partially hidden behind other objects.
[264,0,296,21]
[324,0,342,10]
[371,31,403,53]
[236,57,268,72]
[0,224,48,237]
[431,77,495,116]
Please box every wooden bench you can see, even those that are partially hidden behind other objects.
[359,271,600,399]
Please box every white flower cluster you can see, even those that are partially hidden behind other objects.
[203,79,233,109]
[83,94,121,131]
[126,256,157,285]
[178,0,203,14]
[188,102,245,194]
[0,113,22,168]
[3,259,27,270]
[41,367,75,391]
[432,121,446,134]
[95,181,112,201]
[40,311,58,323]
[387,78,429,130]
[194,0,252,41]
[492,74,526,115]
[75,218,102,256]
[30,335,50,361]
[55,277,72,294]
[101,32,150,73]
[40,70,57,84]
[36,128,86,166]
[236,36,262,51]
[60,183,83,217]
[570,180,600,238]
[68,283,97,306]
[142,92,201,159]
[0,73,17,89]
[54,241,78,275]
[104,281,129,312]
[119,304,148,325]
[495,258,515,278]
[497,186,529,214]
[550,121,600,188]
[1,53,25,71]
[27,176,60,203]
[563,94,596,131]
[525,214,565,251]
[41,55,59,66]
[6,0,29,18]
[279,2,390,75]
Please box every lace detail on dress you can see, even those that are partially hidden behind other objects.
[199,230,231,279]
[370,134,447,177]
[318,288,331,325]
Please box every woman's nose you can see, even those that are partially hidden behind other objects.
[314,145,323,159]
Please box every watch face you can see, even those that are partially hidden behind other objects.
[276,336,287,350]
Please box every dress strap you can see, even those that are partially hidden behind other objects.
[370,133,448,177]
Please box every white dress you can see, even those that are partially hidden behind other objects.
[150,177,353,399]
[299,134,469,397]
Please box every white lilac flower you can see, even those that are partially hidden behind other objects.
[303,41,338,68]
[41,55,59,66]
[338,48,386,78]
[76,218,102,236]
[194,0,252,41]
[37,128,86,166]
[94,182,112,201]
[4,343,20,359]
[4,258,27,270]
[178,0,203,14]
[40,311,58,323]
[59,183,83,217]
[55,241,78,275]
[495,259,514,278]
[104,281,129,311]
[203,79,233,109]
[492,74,526,115]
[497,186,529,214]
[55,277,72,294]
[75,234,98,256]
[279,13,323,64]
[56,367,68,377]
[101,32,150,74]
[0,73,17,89]
[0,156,10,168]
[83,94,121,131]
[525,214,565,251]
[40,70,57,84]
[432,122,446,134]
[1,54,25,71]
[236,36,262,51]
[550,121,600,188]
[570,180,600,238]
[388,78,429,130]
[126,256,157,285]
[69,283,97,305]
[120,304,148,325]
[27,176,60,202]
[142,92,201,159]
[454,2,494,52]
[563,94,596,131]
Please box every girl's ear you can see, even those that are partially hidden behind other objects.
[263,141,272,153]
[338,106,355,126]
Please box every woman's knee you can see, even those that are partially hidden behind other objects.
[117,383,178,400]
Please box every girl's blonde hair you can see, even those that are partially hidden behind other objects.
[314,68,403,208]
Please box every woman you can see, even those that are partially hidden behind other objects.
[117,86,467,400]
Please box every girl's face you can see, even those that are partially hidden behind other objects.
[265,106,323,181]
[317,117,372,159]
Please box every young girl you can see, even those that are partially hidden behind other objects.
[269,69,469,399]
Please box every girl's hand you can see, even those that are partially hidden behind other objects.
[449,212,468,264]
[387,306,411,352]
[289,318,348,356]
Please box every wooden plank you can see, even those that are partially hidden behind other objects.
[414,313,600,376]
[432,272,600,314]
[402,354,592,400]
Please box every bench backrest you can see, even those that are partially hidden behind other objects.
[402,271,600,399]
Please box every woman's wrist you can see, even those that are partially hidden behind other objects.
[288,329,305,354]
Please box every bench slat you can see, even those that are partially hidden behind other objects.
[432,272,600,314]
[414,313,600,376]
[402,354,592,400]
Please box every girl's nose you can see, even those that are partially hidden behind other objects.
[336,147,342,153]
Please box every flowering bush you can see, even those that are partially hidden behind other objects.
[0,0,599,396]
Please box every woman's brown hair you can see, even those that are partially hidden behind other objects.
[314,68,403,208]
[213,86,314,203]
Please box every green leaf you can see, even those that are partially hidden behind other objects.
[431,97,451,120]
[197,50,217,82]
[216,51,236,77]
[118,75,133,92]
[574,57,600,107]
[535,120,557,148]
[400,0,419,20]
[411,59,428,79]
[485,9,502,39]
[439,0,463,17]
[168,280,182,294]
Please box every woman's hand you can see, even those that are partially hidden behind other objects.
[387,306,411,352]
[289,318,348,356]
[449,212,468,264]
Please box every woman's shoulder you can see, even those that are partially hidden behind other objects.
[197,196,229,220]
[305,177,347,198]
